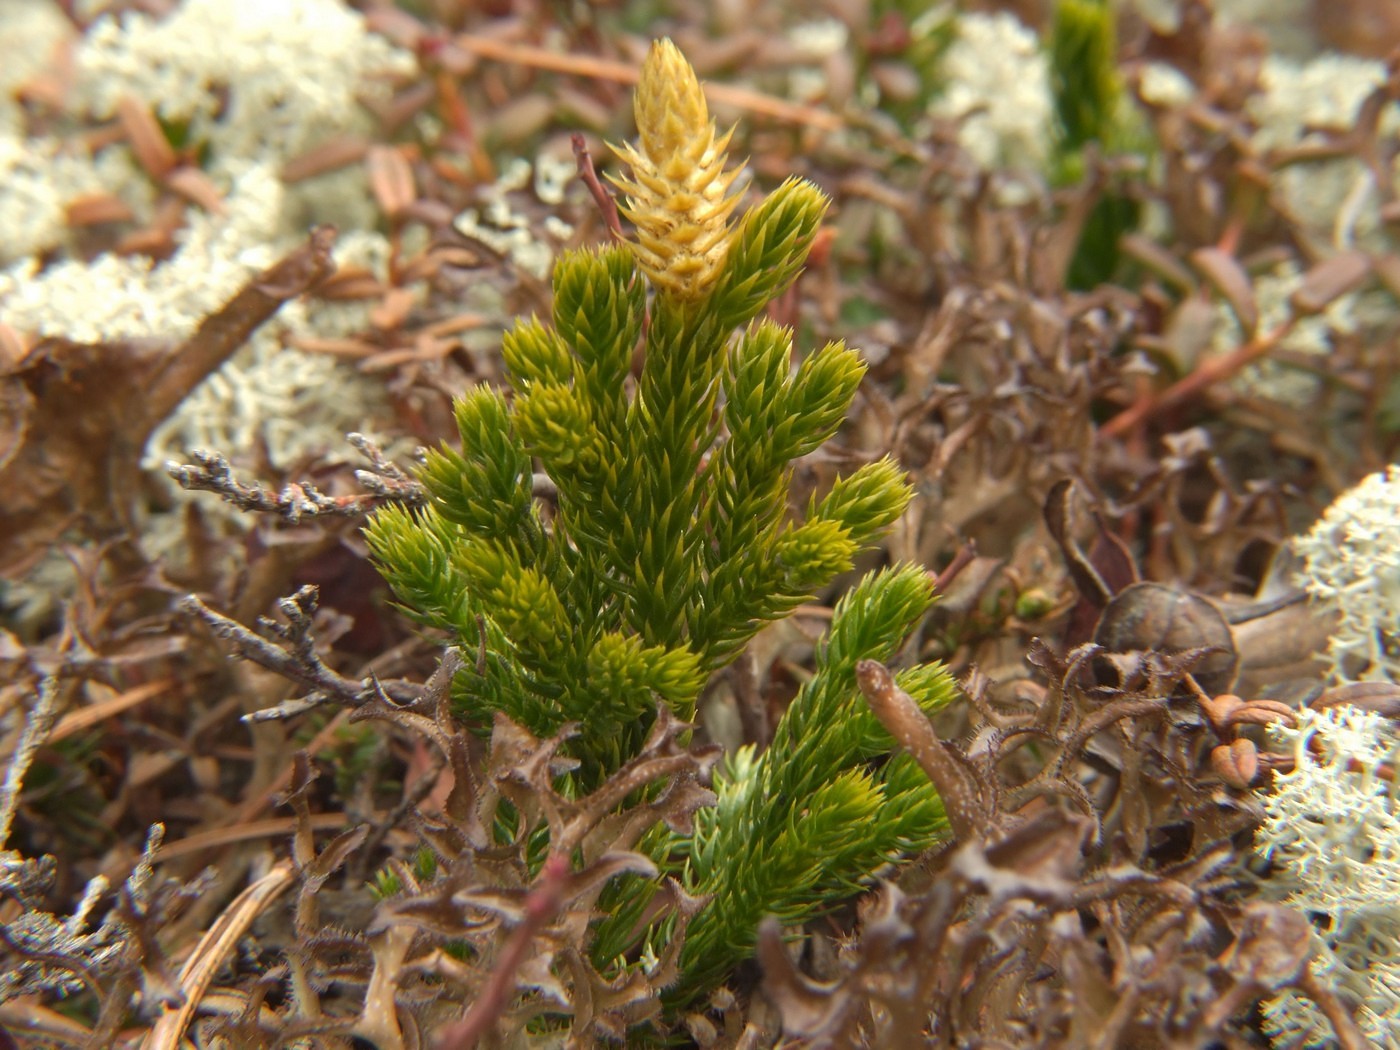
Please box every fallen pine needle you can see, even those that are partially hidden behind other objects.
[51,680,174,743]
[140,860,296,1050]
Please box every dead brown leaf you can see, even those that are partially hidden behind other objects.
[1289,250,1372,316]
[1191,246,1257,336]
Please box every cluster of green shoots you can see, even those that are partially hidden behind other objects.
[1049,0,1145,288]
[365,39,955,1008]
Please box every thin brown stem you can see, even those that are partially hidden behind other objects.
[572,133,623,240]
[433,853,571,1049]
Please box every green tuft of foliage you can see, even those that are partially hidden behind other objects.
[365,227,915,781]
[673,565,955,998]
[1048,0,1145,290]
[1050,0,1120,155]
[364,38,955,1008]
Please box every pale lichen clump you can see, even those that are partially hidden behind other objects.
[72,0,415,232]
[1255,704,1400,1048]
[0,0,420,471]
[0,0,424,627]
[783,18,850,104]
[1248,53,1398,251]
[0,0,70,133]
[0,163,285,345]
[1212,0,1312,57]
[609,39,744,301]
[142,229,401,477]
[0,162,397,627]
[930,12,1054,175]
[0,135,150,266]
[0,0,151,265]
[73,0,413,178]
[1136,61,1196,107]
[1293,466,1400,683]
[0,165,393,473]
[453,156,579,280]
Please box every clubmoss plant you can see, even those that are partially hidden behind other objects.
[365,38,955,1007]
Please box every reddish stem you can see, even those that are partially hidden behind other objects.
[572,133,624,241]
[1099,319,1296,441]
[434,853,571,1050]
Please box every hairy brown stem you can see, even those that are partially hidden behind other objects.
[856,659,990,841]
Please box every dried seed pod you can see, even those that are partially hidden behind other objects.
[1094,582,1239,695]
[1210,738,1259,788]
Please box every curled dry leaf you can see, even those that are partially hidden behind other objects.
[370,287,418,331]
[1044,478,1139,607]
[1120,233,1196,291]
[1219,698,1297,731]
[1289,250,1373,316]
[0,324,29,369]
[1190,246,1257,337]
[1198,693,1297,736]
[279,134,370,183]
[64,191,136,227]
[163,166,226,214]
[115,95,176,179]
[316,265,385,301]
[1312,681,1400,718]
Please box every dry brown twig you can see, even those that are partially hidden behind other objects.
[179,585,428,719]
[168,433,426,525]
